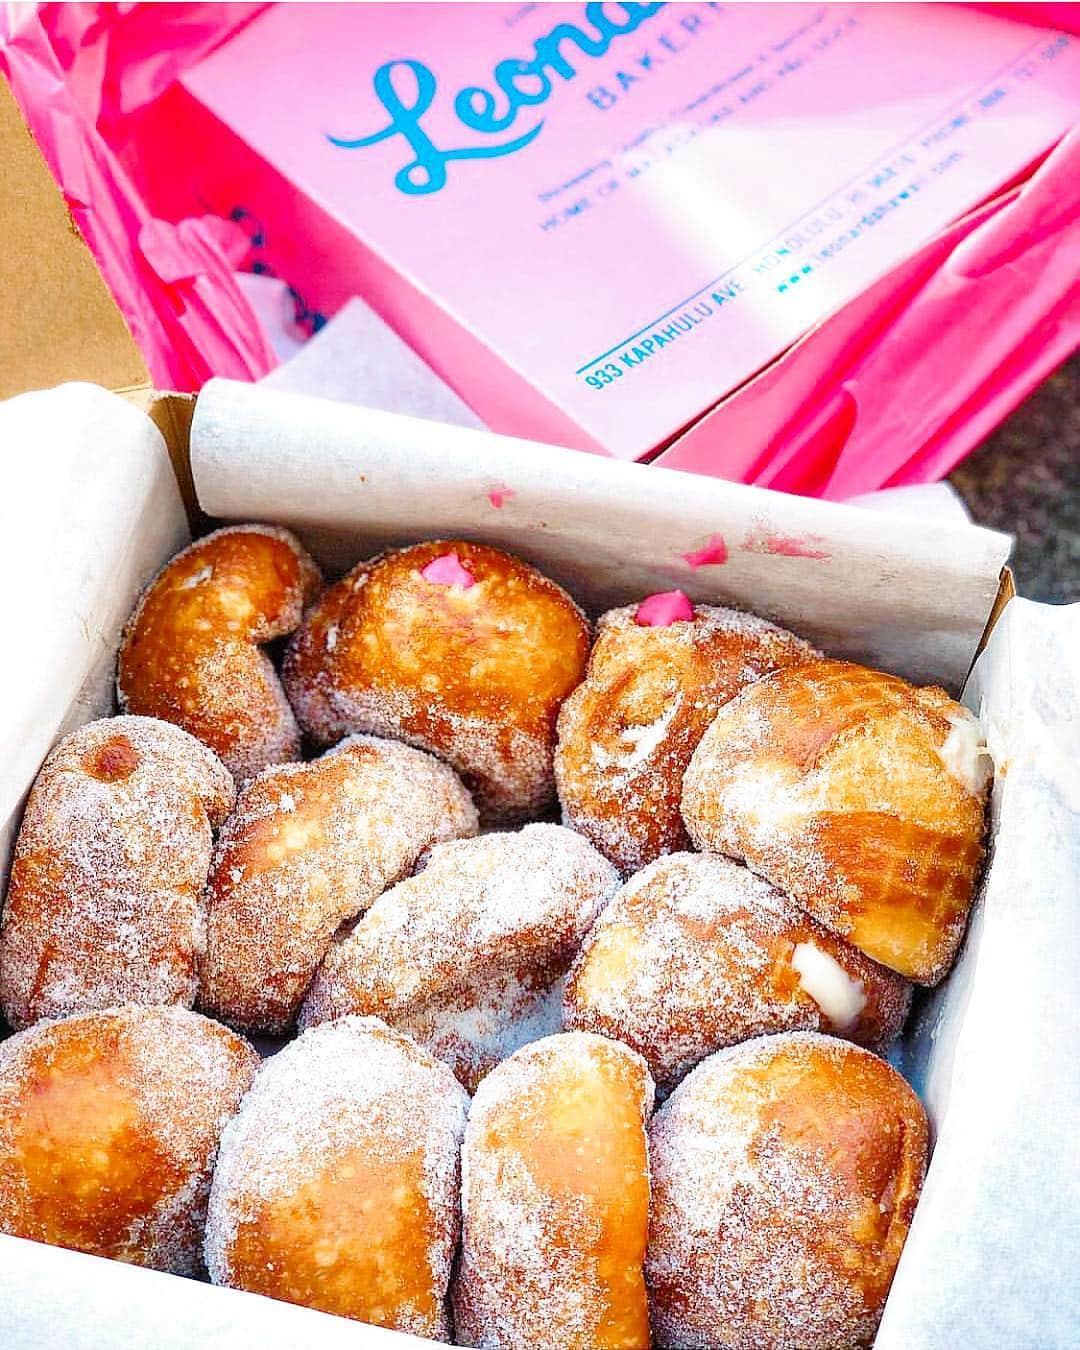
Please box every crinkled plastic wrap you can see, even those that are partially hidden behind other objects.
[171,1,1080,481]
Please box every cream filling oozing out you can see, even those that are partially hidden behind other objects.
[619,694,683,765]
[938,711,994,797]
[791,942,867,1031]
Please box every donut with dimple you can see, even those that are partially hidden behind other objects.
[646,1032,928,1350]
[564,852,911,1092]
[200,735,478,1034]
[0,716,234,1031]
[282,540,590,824]
[555,602,818,875]
[453,1031,654,1350]
[118,524,322,782]
[681,659,992,984]
[299,823,619,1090]
[205,1016,468,1340]
[0,1006,257,1275]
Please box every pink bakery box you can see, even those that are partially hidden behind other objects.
[117,0,1080,496]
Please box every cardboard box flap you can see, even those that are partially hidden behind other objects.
[0,78,150,402]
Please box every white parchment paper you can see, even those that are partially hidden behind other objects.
[190,378,1010,690]
[261,298,484,429]
[0,1232,429,1349]
[0,383,188,882]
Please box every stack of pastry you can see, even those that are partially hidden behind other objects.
[0,528,993,1349]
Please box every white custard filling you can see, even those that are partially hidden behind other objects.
[792,941,867,1032]
[938,710,994,797]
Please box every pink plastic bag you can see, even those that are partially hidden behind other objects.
[0,3,277,390]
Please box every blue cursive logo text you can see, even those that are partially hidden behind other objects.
[328,3,667,194]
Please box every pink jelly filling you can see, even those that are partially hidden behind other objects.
[635,590,694,627]
[421,552,475,588]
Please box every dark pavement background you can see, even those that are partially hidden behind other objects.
[950,357,1078,603]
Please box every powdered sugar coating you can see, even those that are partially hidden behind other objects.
[646,1032,928,1350]
[0,1005,257,1275]
[681,660,990,984]
[564,853,910,1091]
[454,1032,654,1349]
[205,1016,468,1339]
[0,716,234,1030]
[282,540,590,825]
[300,824,619,1090]
[118,524,322,782]
[556,603,818,876]
[201,734,478,1034]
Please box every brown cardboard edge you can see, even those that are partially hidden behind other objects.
[126,390,203,529]
[970,566,1017,674]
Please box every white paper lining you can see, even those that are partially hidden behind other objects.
[0,1233,427,1349]
[0,383,188,883]
[260,297,484,430]
[190,378,1011,689]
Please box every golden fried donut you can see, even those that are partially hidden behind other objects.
[0,1006,257,1274]
[118,525,322,781]
[556,601,817,874]
[682,660,991,984]
[453,1031,654,1350]
[282,540,590,824]
[647,1032,927,1350]
[0,716,234,1030]
[300,824,618,1090]
[564,853,910,1092]
[201,735,477,1034]
[205,1016,468,1339]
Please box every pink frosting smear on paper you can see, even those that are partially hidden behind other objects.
[744,529,832,560]
[487,485,516,509]
[421,552,475,588]
[635,590,695,627]
[682,534,729,568]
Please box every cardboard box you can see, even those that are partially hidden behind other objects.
[3,68,1079,1350]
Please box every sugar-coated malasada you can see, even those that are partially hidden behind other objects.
[118,524,321,781]
[283,540,590,824]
